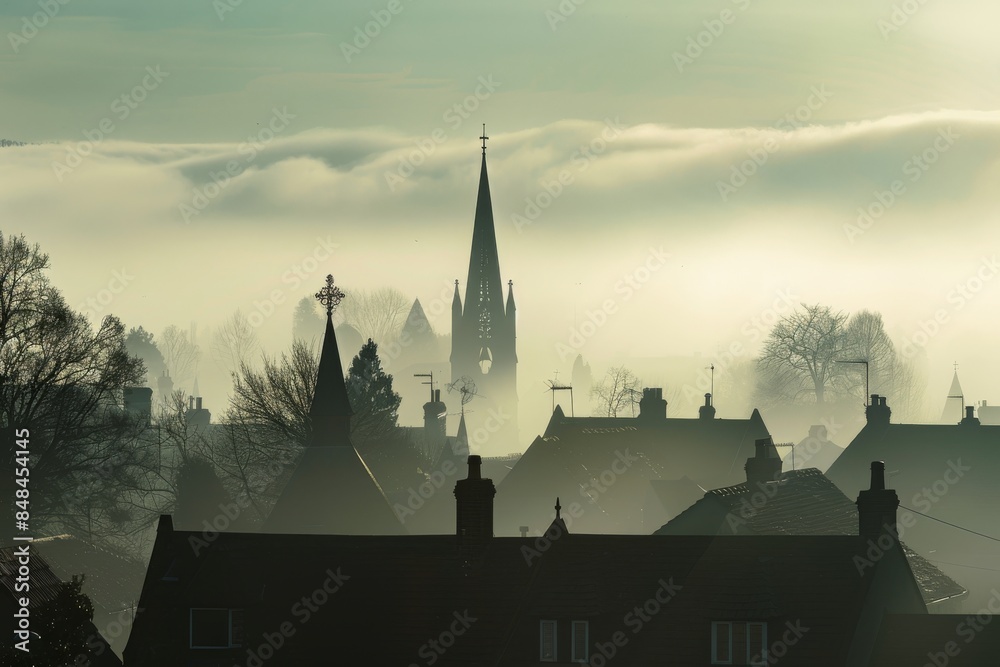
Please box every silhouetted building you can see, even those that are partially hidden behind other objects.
[975,399,1000,425]
[184,395,211,430]
[656,458,966,611]
[827,394,1000,613]
[495,397,774,535]
[782,424,844,473]
[123,386,153,424]
[939,369,965,423]
[262,277,404,535]
[571,354,592,416]
[869,614,1000,665]
[450,139,518,454]
[125,458,931,667]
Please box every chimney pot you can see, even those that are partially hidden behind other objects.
[196,397,203,410]
[869,460,886,490]
[467,455,482,480]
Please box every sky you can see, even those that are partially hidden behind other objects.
[2,0,999,441]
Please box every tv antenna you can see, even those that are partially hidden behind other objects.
[545,371,575,416]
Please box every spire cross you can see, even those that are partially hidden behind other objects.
[315,274,345,317]
[555,497,562,519]
[954,361,959,373]
[480,124,489,155]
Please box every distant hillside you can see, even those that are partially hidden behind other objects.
[0,139,26,148]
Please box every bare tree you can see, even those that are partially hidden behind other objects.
[160,324,201,390]
[211,309,260,374]
[335,286,410,346]
[0,233,161,546]
[757,304,848,404]
[591,365,641,417]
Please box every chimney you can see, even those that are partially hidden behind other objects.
[865,394,891,425]
[185,396,211,431]
[638,387,666,421]
[422,390,448,454]
[856,461,900,542]
[123,386,153,424]
[157,370,173,400]
[744,437,782,488]
[454,455,496,557]
[699,393,716,420]
[961,405,980,427]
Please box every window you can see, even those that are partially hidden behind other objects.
[571,620,589,662]
[190,608,243,649]
[746,622,766,666]
[540,619,557,662]
[712,621,768,665]
[712,621,732,664]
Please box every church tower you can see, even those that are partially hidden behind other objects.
[450,127,519,454]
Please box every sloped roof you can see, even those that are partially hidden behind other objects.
[783,425,844,473]
[29,534,146,617]
[1,543,63,609]
[495,407,771,535]
[655,468,966,606]
[127,520,925,666]
[262,443,405,535]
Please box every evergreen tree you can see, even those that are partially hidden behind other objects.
[1,576,116,667]
[125,325,165,384]
[346,339,401,449]
[292,296,324,345]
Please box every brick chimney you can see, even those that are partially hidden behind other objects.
[960,405,980,427]
[744,437,781,488]
[423,389,448,453]
[865,394,891,425]
[699,393,716,420]
[185,396,211,431]
[454,455,496,556]
[856,461,900,541]
[638,387,666,420]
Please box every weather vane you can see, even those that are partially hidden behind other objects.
[480,123,489,154]
[315,274,345,317]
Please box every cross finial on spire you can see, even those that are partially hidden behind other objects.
[315,274,345,317]
[480,123,489,155]
[555,497,562,519]
[954,361,959,373]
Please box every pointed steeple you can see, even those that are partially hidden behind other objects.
[262,275,405,536]
[939,369,965,423]
[455,413,469,455]
[311,276,353,445]
[464,146,506,344]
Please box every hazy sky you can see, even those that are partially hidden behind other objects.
[2,0,999,436]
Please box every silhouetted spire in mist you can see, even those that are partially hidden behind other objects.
[310,275,353,444]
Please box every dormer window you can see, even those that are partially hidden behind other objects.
[712,621,767,665]
[540,619,557,662]
[571,620,589,662]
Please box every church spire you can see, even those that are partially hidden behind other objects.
[464,132,505,350]
[311,275,353,444]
